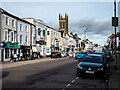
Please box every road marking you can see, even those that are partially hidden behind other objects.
[76,77,79,79]
[61,89,64,90]
[67,84,71,87]
[71,80,75,83]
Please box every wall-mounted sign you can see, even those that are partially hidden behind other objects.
[40,38,45,41]
[56,41,59,46]
[0,42,6,47]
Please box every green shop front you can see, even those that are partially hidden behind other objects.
[4,42,20,61]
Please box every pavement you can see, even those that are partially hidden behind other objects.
[0,57,69,69]
[108,53,120,88]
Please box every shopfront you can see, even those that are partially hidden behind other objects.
[32,46,41,59]
[20,46,31,60]
[4,42,20,61]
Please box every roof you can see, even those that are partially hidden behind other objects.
[0,8,35,26]
[88,54,102,57]
[46,25,59,32]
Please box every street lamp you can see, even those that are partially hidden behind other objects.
[83,27,88,40]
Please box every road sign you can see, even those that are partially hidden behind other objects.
[112,17,118,26]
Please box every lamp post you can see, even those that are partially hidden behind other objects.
[114,0,117,69]
[83,28,88,51]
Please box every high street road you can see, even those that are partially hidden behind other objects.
[1,58,108,89]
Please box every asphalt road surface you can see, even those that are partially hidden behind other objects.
[2,58,108,89]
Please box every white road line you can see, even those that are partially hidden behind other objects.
[76,77,79,79]
[71,80,75,83]
[67,84,71,87]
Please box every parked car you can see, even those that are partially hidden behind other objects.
[56,51,61,58]
[75,51,87,61]
[91,52,107,63]
[51,51,61,58]
[77,54,107,78]
[51,52,57,58]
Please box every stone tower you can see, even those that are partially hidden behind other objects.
[59,13,68,38]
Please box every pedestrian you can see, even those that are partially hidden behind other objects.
[10,54,14,62]
[14,54,17,62]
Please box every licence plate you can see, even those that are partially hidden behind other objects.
[85,71,94,74]
[78,56,81,58]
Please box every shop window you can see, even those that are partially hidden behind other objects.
[5,48,9,59]
[14,49,17,54]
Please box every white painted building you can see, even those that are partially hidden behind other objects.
[17,19,32,60]
[0,8,19,61]
[23,18,47,57]
[46,26,61,56]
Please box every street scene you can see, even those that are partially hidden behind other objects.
[0,0,120,90]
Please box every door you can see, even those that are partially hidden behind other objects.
[1,49,4,61]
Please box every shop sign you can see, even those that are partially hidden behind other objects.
[0,42,6,47]
[56,41,59,46]
[6,43,20,49]
[40,38,45,41]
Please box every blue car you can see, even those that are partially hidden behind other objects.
[77,54,107,78]
[75,51,87,60]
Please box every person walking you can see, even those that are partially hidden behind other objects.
[10,54,14,62]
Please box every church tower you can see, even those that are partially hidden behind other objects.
[59,13,68,37]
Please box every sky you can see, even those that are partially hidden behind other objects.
[1,1,119,46]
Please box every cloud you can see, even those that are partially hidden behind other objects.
[69,18,113,36]
[46,18,114,46]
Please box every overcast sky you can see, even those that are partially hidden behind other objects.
[1,1,120,46]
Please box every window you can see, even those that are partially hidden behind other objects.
[63,22,65,28]
[20,35,23,44]
[20,24,23,31]
[5,48,9,59]
[25,26,28,32]
[5,31,7,41]
[11,32,13,41]
[38,28,41,35]
[54,32,55,35]
[6,17,9,25]
[59,22,62,29]
[12,20,15,27]
[47,31,49,35]
[25,36,28,45]
[43,30,45,36]
[51,31,53,35]
[14,32,17,42]
[8,30,10,41]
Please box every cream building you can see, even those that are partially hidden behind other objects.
[46,26,61,56]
